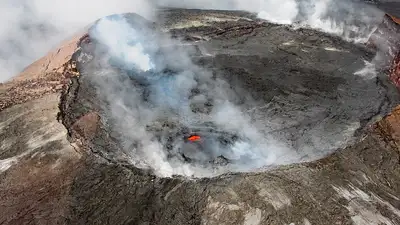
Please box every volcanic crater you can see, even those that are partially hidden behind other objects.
[1,5,400,225]
[57,10,400,178]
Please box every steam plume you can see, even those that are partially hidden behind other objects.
[88,15,297,177]
[0,0,388,82]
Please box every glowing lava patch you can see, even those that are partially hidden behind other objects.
[187,135,201,142]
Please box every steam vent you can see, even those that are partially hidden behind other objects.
[2,2,400,225]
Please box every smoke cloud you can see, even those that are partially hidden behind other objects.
[0,0,389,82]
[87,14,298,177]
[86,3,390,177]
[0,0,154,82]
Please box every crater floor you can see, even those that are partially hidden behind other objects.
[65,11,399,176]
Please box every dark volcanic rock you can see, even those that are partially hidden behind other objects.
[65,11,399,169]
[1,7,400,225]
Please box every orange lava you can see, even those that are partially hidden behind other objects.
[188,135,201,142]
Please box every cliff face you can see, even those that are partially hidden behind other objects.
[1,7,400,225]
[0,34,83,111]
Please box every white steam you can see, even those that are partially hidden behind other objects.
[89,15,296,177]
[0,0,390,82]
[94,18,155,71]
[89,10,383,177]
[354,60,378,79]
[0,0,154,82]
[296,0,383,43]
[155,0,384,42]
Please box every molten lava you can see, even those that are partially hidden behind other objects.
[188,135,201,142]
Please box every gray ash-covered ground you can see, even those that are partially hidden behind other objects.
[60,10,400,177]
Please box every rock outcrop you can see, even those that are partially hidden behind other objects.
[1,7,400,225]
[0,34,83,112]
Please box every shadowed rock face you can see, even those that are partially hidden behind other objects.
[1,6,400,225]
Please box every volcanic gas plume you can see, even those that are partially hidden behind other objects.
[0,0,389,82]
[70,6,400,177]
[85,14,292,177]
